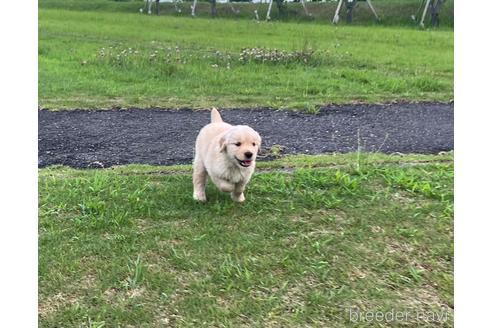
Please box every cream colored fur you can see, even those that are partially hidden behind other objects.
[193,108,261,202]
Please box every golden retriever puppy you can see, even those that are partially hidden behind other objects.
[193,108,261,202]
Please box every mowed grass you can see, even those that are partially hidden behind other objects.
[39,8,453,110]
[39,152,454,327]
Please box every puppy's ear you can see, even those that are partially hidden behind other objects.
[256,135,262,152]
[219,135,227,152]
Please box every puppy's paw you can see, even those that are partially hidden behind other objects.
[231,192,245,203]
[193,192,207,202]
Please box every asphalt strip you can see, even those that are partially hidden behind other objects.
[38,102,453,168]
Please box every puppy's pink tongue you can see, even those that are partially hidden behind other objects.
[243,160,252,165]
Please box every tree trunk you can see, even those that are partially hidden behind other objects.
[346,6,354,23]
[344,0,355,23]
[276,0,285,18]
[210,0,217,17]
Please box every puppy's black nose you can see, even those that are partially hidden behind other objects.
[244,152,253,159]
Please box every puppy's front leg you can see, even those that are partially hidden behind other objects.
[231,183,246,203]
[193,161,208,202]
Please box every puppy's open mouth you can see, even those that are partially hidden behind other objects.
[236,157,253,167]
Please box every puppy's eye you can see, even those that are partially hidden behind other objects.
[252,143,256,146]
[235,142,241,147]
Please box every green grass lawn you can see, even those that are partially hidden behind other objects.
[39,7,453,110]
[39,152,454,327]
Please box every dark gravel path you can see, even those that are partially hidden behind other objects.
[38,102,453,168]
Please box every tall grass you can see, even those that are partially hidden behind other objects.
[40,0,454,27]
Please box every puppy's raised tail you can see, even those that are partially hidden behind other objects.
[211,107,223,123]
